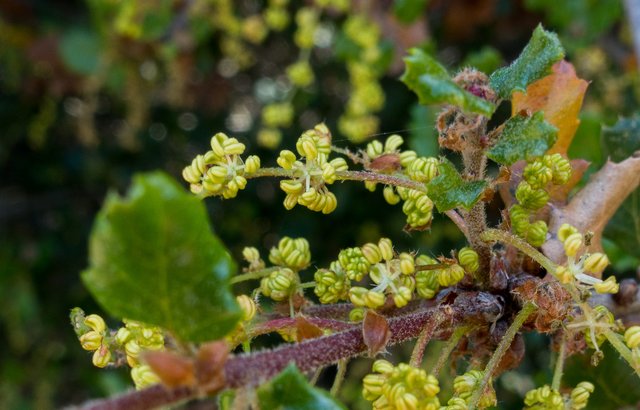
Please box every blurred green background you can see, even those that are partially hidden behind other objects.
[1,0,639,408]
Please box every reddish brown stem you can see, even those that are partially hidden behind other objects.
[75,291,502,410]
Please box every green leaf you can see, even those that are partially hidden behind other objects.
[401,48,496,117]
[486,112,558,165]
[82,172,241,342]
[489,25,565,99]
[602,116,640,259]
[59,30,101,75]
[564,344,640,408]
[427,159,487,212]
[601,116,640,162]
[257,364,347,410]
[393,0,429,24]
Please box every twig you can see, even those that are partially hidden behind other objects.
[431,325,471,377]
[230,267,280,284]
[76,292,503,410]
[330,360,348,396]
[468,302,537,410]
[551,333,566,391]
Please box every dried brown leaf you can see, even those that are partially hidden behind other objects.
[362,309,391,357]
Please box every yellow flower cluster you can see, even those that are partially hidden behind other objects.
[552,224,618,294]
[71,309,164,390]
[511,154,572,247]
[450,370,496,409]
[182,132,260,198]
[277,124,346,214]
[523,382,594,410]
[364,135,440,229]
[363,360,441,410]
[313,237,469,310]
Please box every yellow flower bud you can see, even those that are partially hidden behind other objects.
[210,133,228,157]
[80,331,103,351]
[349,287,368,307]
[393,286,412,307]
[244,155,260,174]
[283,193,298,210]
[131,365,161,390]
[115,327,132,345]
[384,135,404,153]
[84,314,106,334]
[330,157,348,172]
[372,359,394,374]
[322,163,336,184]
[570,381,594,410]
[349,307,365,322]
[236,295,257,321]
[624,326,640,349]
[399,253,415,275]
[280,180,304,195]
[458,247,479,274]
[277,150,297,169]
[362,373,386,399]
[563,233,583,257]
[554,266,573,284]
[92,345,112,368]
[364,290,386,309]
[378,238,394,261]
[583,253,609,274]
[558,223,579,242]
[366,140,383,159]
[593,276,619,294]
[222,138,246,155]
[383,185,401,205]
[361,243,382,264]
[242,247,261,264]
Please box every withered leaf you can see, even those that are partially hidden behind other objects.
[512,60,588,156]
[143,350,196,388]
[362,309,391,357]
[195,341,229,394]
[294,316,324,342]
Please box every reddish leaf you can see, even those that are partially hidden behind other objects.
[362,309,391,357]
[143,351,196,388]
[195,341,229,394]
[294,316,324,342]
[512,60,588,156]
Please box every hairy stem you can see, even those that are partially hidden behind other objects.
[78,292,502,410]
[603,329,640,378]
[330,360,348,396]
[551,334,566,391]
[230,267,280,284]
[410,324,434,367]
[460,117,491,287]
[468,302,537,410]
[431,325,471,377]
[481,229,557,274]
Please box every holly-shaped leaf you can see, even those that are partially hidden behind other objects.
[258,364,347,410]
[427,159,487,212]
[401,48,496,117]
[489,25,565,99]
[512,60,588,155]
[82,172,241,343]
[487,112,558,165]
